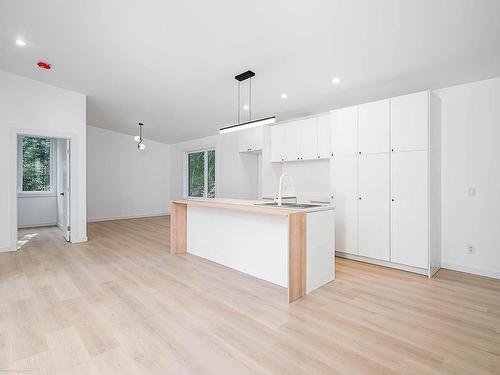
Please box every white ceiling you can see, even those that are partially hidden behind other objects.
[1,0,500,143]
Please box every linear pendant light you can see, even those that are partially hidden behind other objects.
[219,70,276,134]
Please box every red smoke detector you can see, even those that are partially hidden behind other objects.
[37,61,51,70]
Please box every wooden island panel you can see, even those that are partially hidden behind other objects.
[288,212,306,302]
[170,201,187,255]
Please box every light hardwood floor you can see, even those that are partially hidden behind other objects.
[1,217,499,374]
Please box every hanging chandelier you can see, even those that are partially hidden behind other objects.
[219,70,276,134]
[134,122,146,150]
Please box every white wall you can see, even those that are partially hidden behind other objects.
[435,77,500,278]
[170,132,258,204]
[86,126,171,221]
[1,70,86,251]
[282,160,330,202]
[18,196,58,228]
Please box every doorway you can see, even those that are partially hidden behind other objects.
[16,134,71,243]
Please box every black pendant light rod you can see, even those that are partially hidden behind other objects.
[220,70,275,134]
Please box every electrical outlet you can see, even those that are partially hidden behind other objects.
[467,245,475,255]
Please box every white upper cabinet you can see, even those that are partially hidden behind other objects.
[331,106,357,156]
[238,127,263,153]
[317,115,331,159]
[358,154,390,261]
[299,118,318,160]
[284,121,300,161]
[270,124,286,162]
[390,91,429,152]
[390,150,429,268]
[358,99,390,154]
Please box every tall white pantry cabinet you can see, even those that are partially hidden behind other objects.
[330,90,441,277]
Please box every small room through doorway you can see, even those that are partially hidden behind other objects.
[17,134,71,243]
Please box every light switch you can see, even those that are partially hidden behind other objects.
[468,187,476,197]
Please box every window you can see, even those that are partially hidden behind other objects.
[18,136,55,193]
[186,149,216,198]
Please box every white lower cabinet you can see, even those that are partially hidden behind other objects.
[330,156,358,255]
[390,151,429,269]
[330,149,431,272]
[358,154,390,261]
[328,91,439,276]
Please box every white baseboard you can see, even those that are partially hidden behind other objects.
[336,252,429,276]
[71,236,88,244]
[0,245,16,253]
[441,262,500,280]
[87,212,170,223]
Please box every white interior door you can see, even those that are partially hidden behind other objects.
[330,155,358,255]
[57,139,70,241]
[358,99,390,154]
[391,150,428,268]
[358,154,390,260]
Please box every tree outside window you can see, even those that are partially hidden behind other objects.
[20,136,53,192]
[187,149,216,198]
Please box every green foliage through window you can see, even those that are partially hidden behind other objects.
[187,149,216,198]
[207,150,215,198]
[188,151,205,197]
[22,137,52,192]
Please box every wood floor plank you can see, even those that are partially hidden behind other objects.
[0,218,497,374]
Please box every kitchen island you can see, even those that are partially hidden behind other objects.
[170,198,335,302]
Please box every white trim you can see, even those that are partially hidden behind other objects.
[87,212,170,223]
[18,222,58,229]
[336,252,428,276]
[0,246,15,253]
[18,192,57,198]
[441,262,500,280]
[9,127,84,252]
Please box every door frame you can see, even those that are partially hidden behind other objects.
[9,127,79,251]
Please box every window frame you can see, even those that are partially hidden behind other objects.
[17,135,56,197]
[183,146,217,199]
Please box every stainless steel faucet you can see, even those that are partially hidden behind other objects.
[275,172,289,206]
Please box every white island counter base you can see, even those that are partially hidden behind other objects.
[170,198,335,303]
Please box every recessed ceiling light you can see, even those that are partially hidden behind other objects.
[243,105,249,110]
[332,77,340,85]
[16,39,26,47]
[281,93,288,99]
